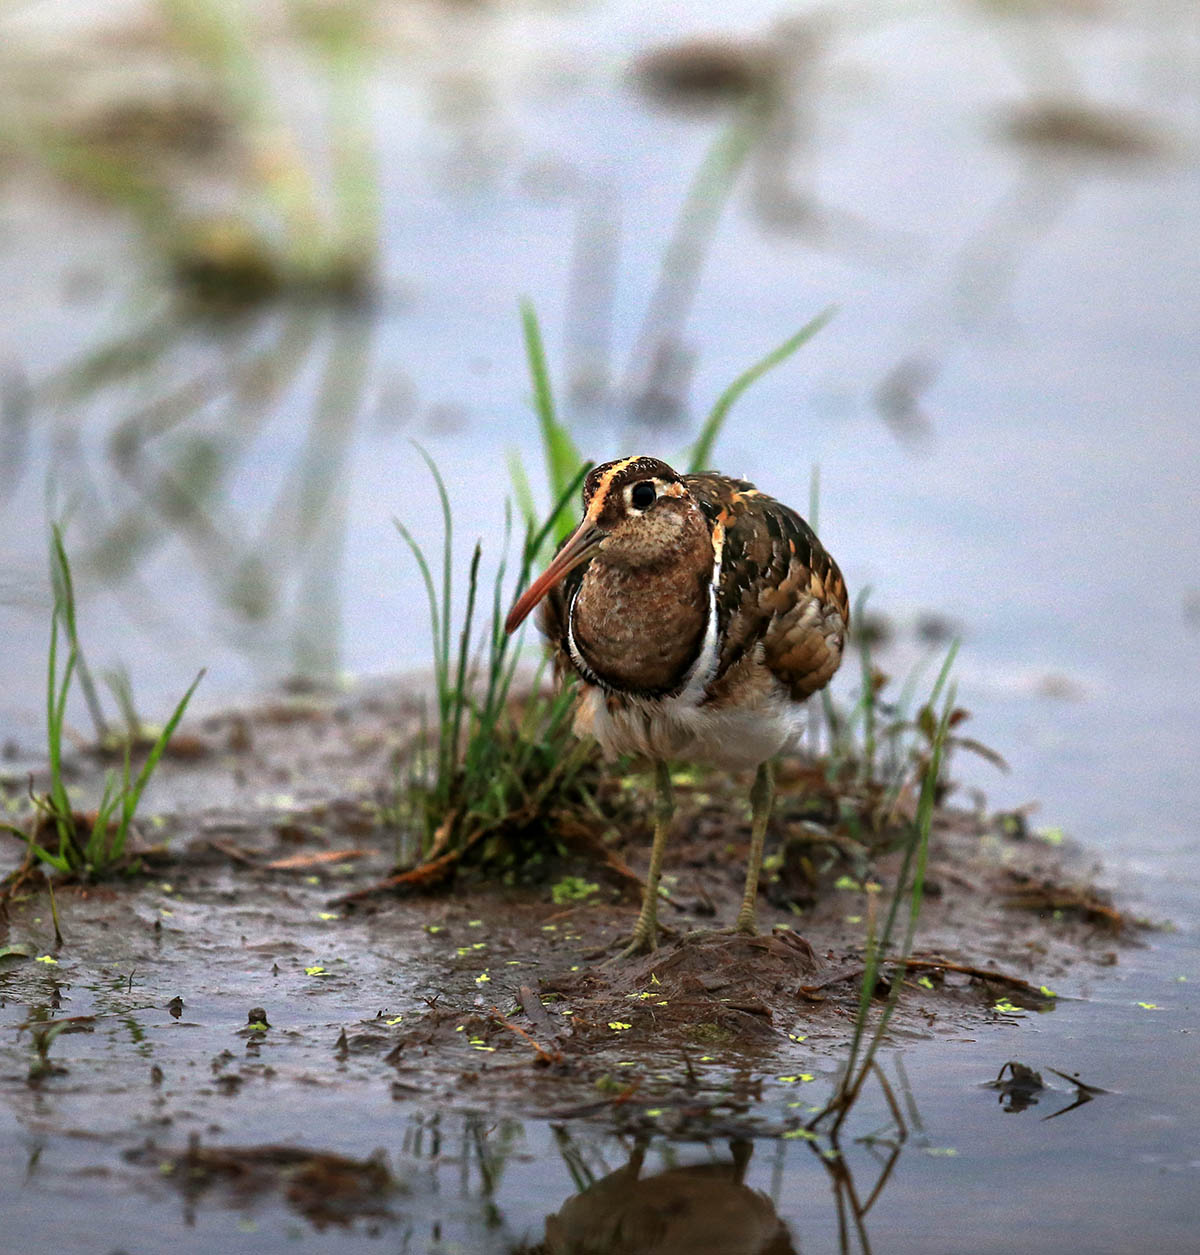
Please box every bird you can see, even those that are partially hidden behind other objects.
[504,455,848,958]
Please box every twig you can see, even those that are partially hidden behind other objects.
[518,985,564,1042]
[800,954,1055,1001]
[489,1006,562,1065]
[207,838,259,866]
[1000,876,1126,931]
[264,849,375,870]
[544,1082,641,1120]
[44,871,64,947]
[336,829,487,903]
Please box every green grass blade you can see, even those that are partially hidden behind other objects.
[51,524,110,744]
[521,300,584,528]
[88,769,121,867]
[487,503,513,670]
[856,683,956,1066]
[927,637,960,712]
[448,544,482,792]
[46,612,63,808]
[119,669,205,838]
[686,308,836,474]
[110,746,133,862]
[47,622,78,854]
[870,637,954,975]
[102,665,141,739]
[394,517,444,704]
[2,824,71,873]
[409,443,455,712]
[506,448,538,531]
[822,641,960,1124]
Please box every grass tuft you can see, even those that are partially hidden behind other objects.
[1,526,203,880]
[393,302,838,889]
[511,299,832,550]
[387,449,596,884]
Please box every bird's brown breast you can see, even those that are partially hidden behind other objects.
[569,510,712,696]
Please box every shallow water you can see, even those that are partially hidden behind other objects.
[2,0,1199,1249]
[1,856,1196,1254]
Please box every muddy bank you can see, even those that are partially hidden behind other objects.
[1,682,1139,1124]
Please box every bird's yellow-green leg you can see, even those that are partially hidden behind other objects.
[614,760,674,959]
[734,760,776,935]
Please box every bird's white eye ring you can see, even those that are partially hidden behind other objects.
[630,481,656,510]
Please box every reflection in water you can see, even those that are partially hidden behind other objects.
[125,1137,399,1232]
[984,1059,1108,1121]
[0,364,32,495]
[524,1137,796,1255]
[0,1033,1119,1254]
[513,1060,923,1255]
[1,0,382,705]
[34,303,374,689]
[876,10,1173,447]
[608,15,901,429]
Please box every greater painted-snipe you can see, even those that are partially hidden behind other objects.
[505,456,849,957]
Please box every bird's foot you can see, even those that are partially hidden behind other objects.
[716,916,759,938]
[602,921,664,965]
[672,922,757,947]
[731,902,760,936]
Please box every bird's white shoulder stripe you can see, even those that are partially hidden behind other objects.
[565,594,598,688]
[671,517,724,707]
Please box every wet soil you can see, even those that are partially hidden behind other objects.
[1,680,1139,1153]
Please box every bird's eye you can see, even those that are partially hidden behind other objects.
[630,482,656,510]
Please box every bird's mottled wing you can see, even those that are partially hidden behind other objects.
[685,473,850,700]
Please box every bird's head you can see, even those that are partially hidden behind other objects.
[504,455,702,633]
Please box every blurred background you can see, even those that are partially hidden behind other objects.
[1,0,1197,903]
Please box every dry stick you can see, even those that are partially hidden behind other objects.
[1000,882,1125,930]
[207,838,259,866]
[545,1082,642,1120]
[517,985,562,1042]
[207,841,374,870]
[264,849,374,870]
[44,871,64,948]
[800,955,1056,1001]
[902,956,1056,997]
[336,829,488,902]
[489,1006,561,1065]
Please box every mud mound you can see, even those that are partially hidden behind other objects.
[535,929,820,1048]
[621,929,817,997]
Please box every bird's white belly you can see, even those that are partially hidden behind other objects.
[575,682,805,770]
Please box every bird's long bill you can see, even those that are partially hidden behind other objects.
[504,522,605,634]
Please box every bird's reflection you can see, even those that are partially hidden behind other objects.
[532,1137,796,1255]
